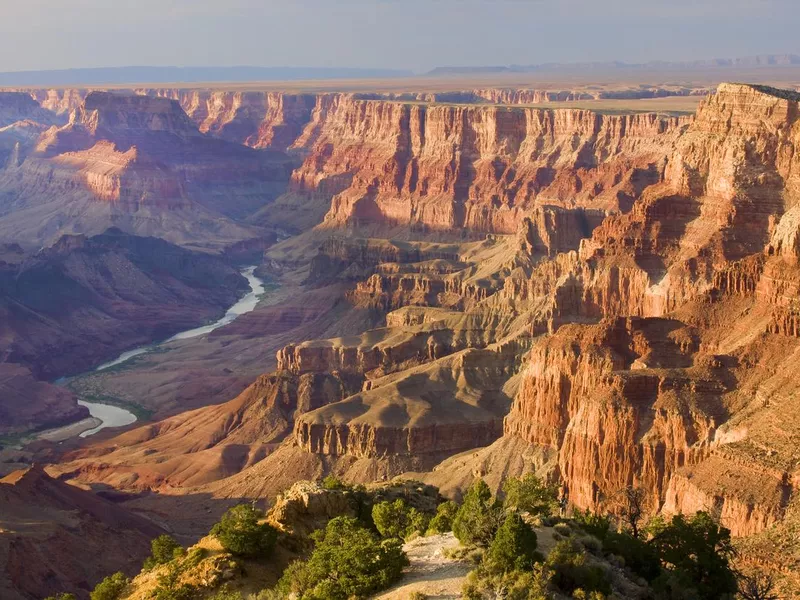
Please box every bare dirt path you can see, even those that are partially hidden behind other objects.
[373,532,471,599]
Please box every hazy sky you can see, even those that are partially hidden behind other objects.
[0,0,794,72]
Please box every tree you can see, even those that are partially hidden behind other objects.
[614,486,647,539]
[373,499,412,539]
[484,512,539,574]
[648,512,737,600]
[372,499,430,540]
[427,500,459,534]
[602,531,661,582]
[274,516,408,600]
[452,479,504,547]
[145,535,184,569]
[90,572,130,600]
[502,474,558,518]
[462,564,552,600]
[211,504,278,558]
[737,571,779,600]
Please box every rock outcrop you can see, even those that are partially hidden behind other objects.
[55,370,357,490]
[142,89,318,151]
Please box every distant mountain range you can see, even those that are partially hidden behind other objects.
[0,66,414,86]
[427,54,800,76]
[0,54,797,87]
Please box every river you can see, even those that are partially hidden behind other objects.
[74,266,265,437]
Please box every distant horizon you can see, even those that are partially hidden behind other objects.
[0,52,798,87]
[0,0,796,74]
[0,51,798,74]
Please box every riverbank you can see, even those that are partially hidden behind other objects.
[49,265,267,440]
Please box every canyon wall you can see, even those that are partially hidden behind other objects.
[497,83,800,538]
[290,95,690,234]
[0,91,295,249]
[39,83,800,554]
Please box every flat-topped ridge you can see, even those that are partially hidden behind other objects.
[717,82,800,102]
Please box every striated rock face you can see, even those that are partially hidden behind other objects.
[288,95,688,234]
[143,89,318,150]
[308,236,461,283]
[0,91,58,127]
[0,465,163,600]
[0,91,295,250]
[504,318,724,511]
[27,88,87,117]
[292,346,516,458]
[493,83,800,539]
[470,86,709,104]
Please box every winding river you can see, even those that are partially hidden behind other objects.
[75,266,266,437]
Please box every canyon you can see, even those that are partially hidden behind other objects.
[0,228,247,436]
[1,78,800,597]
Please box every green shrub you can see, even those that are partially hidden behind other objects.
[211,504,278,558]
[573,509,611,541]
[183,547,208,569]
[273,516,408,599]
[462,562,552,600]
[484,512,539,574]
[409,593,428,600]
[372,499,428,540]
[90,572,129,600]
[602,531,661,581]
[144,535,185,570]
[577,534,602,554]
[407,507,430,539]
[321,474,348,490]
[553,522,572,536]
[547,540,611,596]
[502,474,558,517]
[427,500,459,534]
[452,479,504,547]
[44,595,77,600]
[572,590,608,600]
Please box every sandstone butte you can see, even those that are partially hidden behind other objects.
[2,82,800,595]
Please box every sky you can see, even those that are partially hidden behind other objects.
[0,0,795,73]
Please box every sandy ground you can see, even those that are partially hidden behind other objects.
[33,417,101,443]
[373,525,560,600]
[373,533,472,599]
